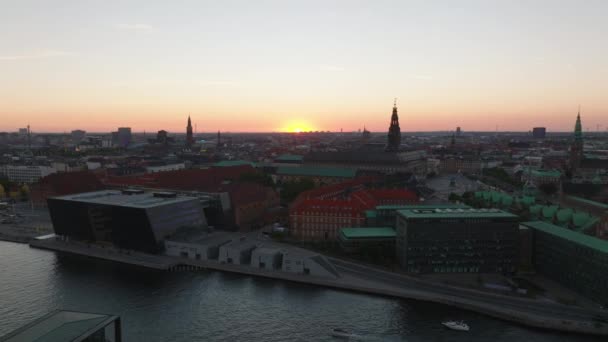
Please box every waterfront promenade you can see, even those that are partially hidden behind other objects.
[29,238,608,337]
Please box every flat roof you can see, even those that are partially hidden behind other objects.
[275,154,304,162]
[276,166,356,178]
[566,195,608,210]
[376,203,470,211]
[51,190,197,208]
[213,160,255,167]
[0,310,117,342]
[398,208,518,219]
[522,221,608,254]
[340,227,396,239]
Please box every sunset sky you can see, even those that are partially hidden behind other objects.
[1,0,607,133]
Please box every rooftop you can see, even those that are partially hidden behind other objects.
[529,169,562,178]
[213,160,255,167]
[566,195,608,210]
[276,166,356,178]
[340,227,396,239]
[0,310,118,342]
[376,203,470,211]
[274,154,304,162]
[398,208,518,219]
[521,221,608,254]
[51,190,197,208]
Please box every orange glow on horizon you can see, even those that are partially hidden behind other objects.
[280,121,316,133]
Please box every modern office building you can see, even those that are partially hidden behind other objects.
[396,208,519,273]
[338,227,396,254]
[111,127,132,148]
[522,221,608,305]
[0,165,57,183]
[48,190,206,253]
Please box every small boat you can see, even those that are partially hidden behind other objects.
[442,320,470,331]
[330,328,357,338]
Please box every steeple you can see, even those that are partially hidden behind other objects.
[570,107,584,170]
[574,106,583,142]
[186,115,194,148]
[386,98,401,151]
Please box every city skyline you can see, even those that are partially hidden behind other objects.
[2,0,608,132]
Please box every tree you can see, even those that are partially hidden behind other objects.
[538,183,558,196]
[19,184,30,201]
[239,172,274,187]
[448,192,462,202]
[280,179,315,203]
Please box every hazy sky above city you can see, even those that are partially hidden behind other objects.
[1,0,607,133]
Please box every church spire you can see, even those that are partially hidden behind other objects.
[387,99,401,151]
[186,115,194,148]
[574,106,583,142]
[570,107,584,169]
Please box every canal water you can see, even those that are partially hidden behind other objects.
[0,241,601,341]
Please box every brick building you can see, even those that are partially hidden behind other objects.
[289,179,418,241]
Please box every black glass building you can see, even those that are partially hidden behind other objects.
[48,190,206,253]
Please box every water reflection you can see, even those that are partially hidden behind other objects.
[0,242,603,342]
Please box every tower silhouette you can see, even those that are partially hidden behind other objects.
[386,99,401,151]
[186,115,194,148]
[570,107,584,169]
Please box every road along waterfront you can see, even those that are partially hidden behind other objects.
[28,238,608,337]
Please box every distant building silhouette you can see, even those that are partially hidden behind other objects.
[532,127,546,139]
[112,127,132,148]
[157,130,169,145]
[386,99,401,151]
[570,110,583,170]
[186,115,194,148]
[361,126,371,143]
[71,130,86,143]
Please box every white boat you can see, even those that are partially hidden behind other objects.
[330,328,357,338]
[442,320,470,331]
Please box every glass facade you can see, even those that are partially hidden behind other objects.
[396,214,518,274]
[48,194,206,253]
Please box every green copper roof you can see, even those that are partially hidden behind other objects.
[340,227,396,239]
[542,205,559,219]
[275,154,304,162]
[214,160,255,167]
[531,169,561,178]
[572,212,594,228]
[522,221,608,254]
[0,311,117,342]
[365,210,377,218]
[566,196,608,210]
[521,196,535,206]
[556,208,573,224]
[276,166,356,178]
[529,204,543,215]
[501,195,514,207]
[491,192,503,203]
[398,208,517,219]
[376,203,469,211]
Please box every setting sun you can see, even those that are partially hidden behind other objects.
[281,121,315,133]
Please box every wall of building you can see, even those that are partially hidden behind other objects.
[532,228,608,305]
[396,215,518,274]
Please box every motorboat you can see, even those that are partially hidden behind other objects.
[441,320,470,331]
[330,328,357,338]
